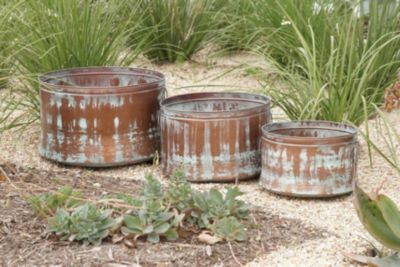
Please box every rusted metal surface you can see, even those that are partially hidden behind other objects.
[160,92,271,182]
[260,121,358,197]
[39,67,165,167]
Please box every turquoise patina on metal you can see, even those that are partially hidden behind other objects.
[260,121,358,197]
[160,92,271,182]
[39,67,165,167]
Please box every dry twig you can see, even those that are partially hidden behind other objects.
[228,241,243,267]
[0,166,18,190]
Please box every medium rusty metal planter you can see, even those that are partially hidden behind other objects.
[39,67,165,167]
[160,92,271,182]
[260,121,358,197]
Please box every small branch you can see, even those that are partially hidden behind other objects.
[0,166,19,190]
[227,241,243,267]
[371,178,388,200]
[250,212,258,225]
[162,243,206,249]
[376,178,388,195]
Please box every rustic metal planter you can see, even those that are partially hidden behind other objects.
[160,92,271,182]
[260,121,358,197]
[39,67,165,167]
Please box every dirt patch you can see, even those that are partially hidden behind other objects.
[0,163,327,267]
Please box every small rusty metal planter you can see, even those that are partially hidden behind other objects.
[260,121,358,197]
[160,92,271,182]
[39,67,165,167]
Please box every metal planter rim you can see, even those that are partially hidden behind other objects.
[39,66,165,95]
[160,91,270,119]
[261,120,357,145]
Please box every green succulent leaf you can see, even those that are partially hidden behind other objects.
[376,194,400,238]
[123,215,144,232]
[225,187,243,203]
[143,225,154,235]
[164,229,179,241]
[165,170,193,211]
[191,186,249,229]
[192,191,209,211]
[48,208,70,235]
[30,171,251,246]
[155,212,174,222]
[353,183,400,251]
[212,217,247,242]
[121,226,141,235]
[143,174,163,200]
[48,203,115,245]
[209,189,224,204]
[154,222,170,234]
[147,232,160,243]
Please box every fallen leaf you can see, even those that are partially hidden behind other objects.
[124,239,136,248]
[198,231,222,245]
[343,251,400,267]
[112,234,124,244]
[20,232,33,239]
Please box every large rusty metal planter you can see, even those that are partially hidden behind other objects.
[39,67,165,167]
[160,92,271,182]
[260,121,358,197]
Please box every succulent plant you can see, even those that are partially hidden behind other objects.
[211,216,247,242]
[29,186,82,218]
[29,171,250,246]
[164,169,193,212]
[48,203,116,245]
[121,173,184,243]
[122,211,183,243]
[353,183,400,251]
[191,187,249,228]
[347,182,400,266]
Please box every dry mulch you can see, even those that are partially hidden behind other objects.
[0,163,327,267]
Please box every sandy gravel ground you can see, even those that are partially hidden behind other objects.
[0,52,399,266]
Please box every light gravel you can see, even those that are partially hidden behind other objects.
[0,52,399,267]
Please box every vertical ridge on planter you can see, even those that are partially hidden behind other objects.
[160,92,271,182]
[39,67,165,167]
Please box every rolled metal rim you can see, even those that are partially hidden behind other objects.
[39,66,165,95]
[160,92,270,119]
[261,120,357,145]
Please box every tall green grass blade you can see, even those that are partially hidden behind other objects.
[257,0,400,125]
[359,104,400,175]
[128,0,220,63]
[3,0,143,129]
